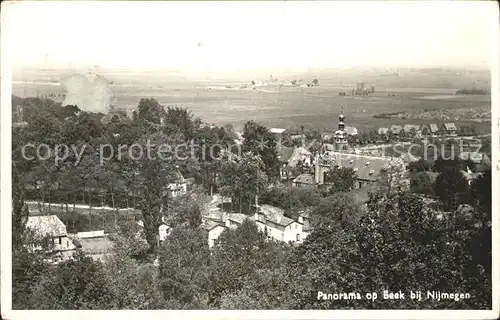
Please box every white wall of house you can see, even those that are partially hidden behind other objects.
[208,226,226,248]
[168,182,187,197]
[49,235,75,251]
[158,224,171,242]
[255,220,304,243]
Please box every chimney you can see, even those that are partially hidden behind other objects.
[298,216,304,224]
[225,219,231,228]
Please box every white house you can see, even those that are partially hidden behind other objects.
[166,170,188,197]
[202,219,227,248]
[158,223,172,242]
[26,215,76,252]
[254,204,306,244]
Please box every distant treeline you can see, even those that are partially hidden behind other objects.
[373,111,405,119]
[456,88,489,95]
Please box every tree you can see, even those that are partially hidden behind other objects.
[309,193,363,231]
[434,167,469,211]
[410,172,434,196]
[163,106,198,141]
[12,162,30,249]
[103,245,164,309]
[12,248,47,309]
[166,196,203,229]
[218,150,267,212]
[433,157,461,173]
[209,220,289,306]
[470,169,491,215]
[134,98,167,125]
[158,227,211,308]
[260,186,321,211]
[312,79,319,86]
[323,167,357,194]
[408,159,431,173]
[30,251,115,309]
[241,121,280,180]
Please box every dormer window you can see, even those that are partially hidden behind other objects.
[354,167,359,172]
[369,169,375,175]
[366,161,370,166]
[349,159,354,164]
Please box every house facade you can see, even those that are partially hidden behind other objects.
[293,173,315,188]
[422,124,440,137]
[166,170,188,197]
[403,124,422,137]
[26,215,75,252]
[224,205,308,244]
[441,123,458,136]
[254,205,306,244]
[202,219,227,248]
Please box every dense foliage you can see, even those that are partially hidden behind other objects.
[12,95,492,310]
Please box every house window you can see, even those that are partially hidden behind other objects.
[281,233,284,240]
[59,237,62,245]
[296,234,301,241]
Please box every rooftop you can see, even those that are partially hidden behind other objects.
[257,204,296,227]
[427,124,440,132]
[293,173,315,185]
[378,127,389,134]
[403,124,421,133]
[270,128,286,134]
[443,123,457,131]
[27,215,67,238]
[324,152,395,181]
[228,213,250,225]
[201,219,224,231]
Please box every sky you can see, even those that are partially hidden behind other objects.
[2,1,497,74]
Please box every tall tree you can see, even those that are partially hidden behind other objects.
[323,167,357,194]
[241,121,280,180]
[434,167,469,211]
[158,226,211,308]
[12,162,30,249]
[29,252,115,309]
[163,106,199,141]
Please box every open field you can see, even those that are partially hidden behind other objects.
[12,68,492,133]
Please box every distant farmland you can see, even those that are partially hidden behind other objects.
[12,68,492,134]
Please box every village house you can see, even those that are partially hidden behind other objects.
[167,169,188,197]
[201,219,227,248]
[225,213,249,229]
[403,124,422,137]
[293,173,315,188]
[441,123,458,136]
[378,127,389,136]
[288,146,313,167]
[224,205,308,244]
[315,152,396,189]
[254,205,307,244]
[390,124,403,137]
[421,123,440,137]
[26,215,76,253]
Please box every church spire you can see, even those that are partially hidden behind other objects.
[338,106,345,131]
[334,106,348,152]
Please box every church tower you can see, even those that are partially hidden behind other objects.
[333,107,349,152]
